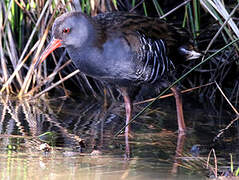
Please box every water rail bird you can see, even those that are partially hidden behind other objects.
[35,11,201,133]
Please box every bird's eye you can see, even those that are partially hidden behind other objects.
[62,28,70,34]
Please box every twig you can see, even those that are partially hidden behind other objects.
[206,148,218,178]
[212,81,239,140]
[28,60,72,95]
[0,40,40,94]
[32,70,80,99]
[215,81,239,115]
[134,82,214,105]
[160,0,191,19]
[18,0,57,97]
[215,116,239,140]
[129,0,145,12]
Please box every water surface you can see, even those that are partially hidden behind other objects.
[0,94,237,179]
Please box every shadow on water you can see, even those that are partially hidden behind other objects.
[0,94,238,179]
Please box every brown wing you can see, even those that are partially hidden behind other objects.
[93,12,190,84]
[93,12,190,54]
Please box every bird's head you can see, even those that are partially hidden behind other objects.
[35,12,94,68]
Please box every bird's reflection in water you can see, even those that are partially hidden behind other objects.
[0,95,186,173]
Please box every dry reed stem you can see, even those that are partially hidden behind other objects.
[18,1,50,64]
[18,1,55,97]
[18,26,50,97]
[215,81,239,115]
[13,0,36,25]
[129,0,145,12]
[200,0,239,52]
[50,53,71,97]
[5,23,23,86]
[207,148,218,178]
[28,60,72,96]
[207,0,239,37]
[0,40,40,94]
[0,3,9,93]
[212,81,239,140]
[0,48,9,93]
[201,2,239,61]
[33,70,80,99]
[36,6,70,97]
[134,82,215,105]
[13,0,24,10]
[160,0,191,19]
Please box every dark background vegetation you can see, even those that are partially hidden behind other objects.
[0,0,239,114]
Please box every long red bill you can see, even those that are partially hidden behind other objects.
[35,38,62,69]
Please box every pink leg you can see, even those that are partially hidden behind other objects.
[170,86,186,132]
[120,88,132,159]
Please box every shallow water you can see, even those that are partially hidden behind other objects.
[0,94,238,179]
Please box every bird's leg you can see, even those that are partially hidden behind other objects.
[170,86,186,133]
[120,87,132,159]
[120,88,132,131]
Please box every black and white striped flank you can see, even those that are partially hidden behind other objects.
[136,32,174,84]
